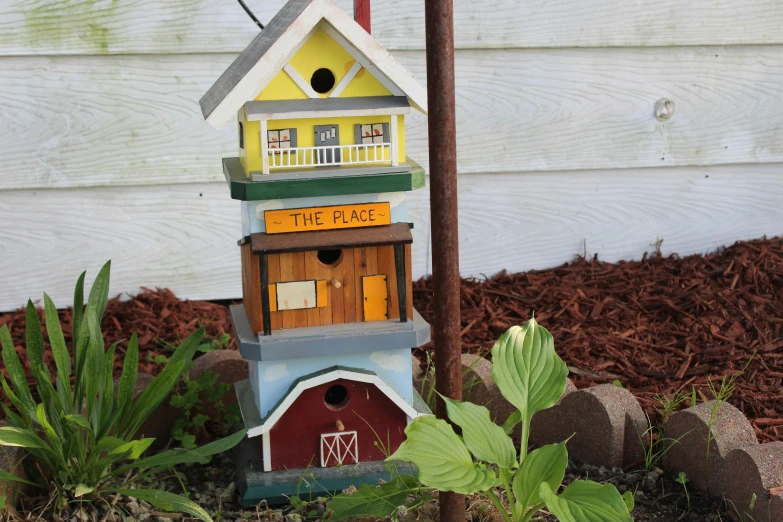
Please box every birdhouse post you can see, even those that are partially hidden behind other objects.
[199,0,433,505]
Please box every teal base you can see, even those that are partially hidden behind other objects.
[235,433,391,506]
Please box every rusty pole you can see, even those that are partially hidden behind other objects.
[425,0,464,521]
[354,0,371,33]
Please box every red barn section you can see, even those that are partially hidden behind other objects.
[268,378,408,471]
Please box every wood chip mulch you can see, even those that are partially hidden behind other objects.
[413,237,783,443]
[1,237,781,442]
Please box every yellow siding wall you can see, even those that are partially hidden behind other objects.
[256,28,391,101]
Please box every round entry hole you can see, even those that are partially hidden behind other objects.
[311,68,336,93]
[317,249,342,267]
[325,384,350,410]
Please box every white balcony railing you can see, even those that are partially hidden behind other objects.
[266,142,393,172]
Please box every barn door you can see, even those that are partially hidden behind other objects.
[362,275,388,322]
[320,431,359,467]
[314,124,340,164]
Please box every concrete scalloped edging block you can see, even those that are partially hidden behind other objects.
[663,401,758,495]
[770,489,783,522]
[530,383,649,469]
[713,442,783,522]
[188,349,249,423]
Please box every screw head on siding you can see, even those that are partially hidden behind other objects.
[655,99,676,121]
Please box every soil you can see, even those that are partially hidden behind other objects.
[8,451,731,522]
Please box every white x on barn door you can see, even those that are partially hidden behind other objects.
[320,431,359,467]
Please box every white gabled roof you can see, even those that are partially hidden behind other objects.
[199,0,428,131]
[247,367,423,438]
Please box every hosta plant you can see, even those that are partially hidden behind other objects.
[331,318,633,522]
[0,262,246,522]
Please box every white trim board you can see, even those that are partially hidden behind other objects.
[283,63,320,98]
[330,61,363,98]
[246,368,424,438]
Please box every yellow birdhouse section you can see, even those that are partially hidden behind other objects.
[232,25,411,177]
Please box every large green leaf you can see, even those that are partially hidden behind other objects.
[110,488,212,522]
[0,426,50,450]
[539,481,633,522]
[388,415,496,495]
[25,301,50,382]
[512,441,567,509]
[491,319,568,420]
[442,397,516,468]
[328,474,420,521]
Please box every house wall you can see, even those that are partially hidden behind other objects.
[240,243,414,332]
[267,378,408,470]
[2,0,783,310]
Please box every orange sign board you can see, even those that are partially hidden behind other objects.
[264,203,392,234]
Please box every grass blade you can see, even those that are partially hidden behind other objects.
[108,489,213,522]
[123,360,185,439]
[87,261,111,322]
[72,271,86,354]
[116,333,139,423]
[44,293,72,404]
[0,326,37,423]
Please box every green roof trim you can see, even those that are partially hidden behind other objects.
[223,157,426,201]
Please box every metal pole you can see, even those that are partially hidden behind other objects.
[425,1,464,521]
[354,0,371,32]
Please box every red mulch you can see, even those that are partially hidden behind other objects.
[413,238,783,443]
[0,288,236,381]
[1,238,781,442]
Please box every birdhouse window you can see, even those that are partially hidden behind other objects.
[239,122,244,149]
[267,129,297,150]
[354,123,389,145]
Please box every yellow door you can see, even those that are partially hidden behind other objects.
[362,275,388,322]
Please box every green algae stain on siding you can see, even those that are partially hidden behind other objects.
[23,0,118,54]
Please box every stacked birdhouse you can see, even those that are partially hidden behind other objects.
[200,0,431,505]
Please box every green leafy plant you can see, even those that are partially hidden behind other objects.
[332,318,633,522]
[0,262,246,521]
[170,370,241,449]
[675,471,690,511]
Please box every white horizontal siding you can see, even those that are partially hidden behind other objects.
[3,165,783,311]
[1,0,783,55]
[3,46,783,190]
[2,0,783,310]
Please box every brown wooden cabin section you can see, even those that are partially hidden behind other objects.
[241,223,414,334]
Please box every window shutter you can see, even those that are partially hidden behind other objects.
[354,124,363,145]
[239,122,244,149]
[268,284,277,312]
[316,280,328,308]
[289,128,298,148]
[382,123,390,142]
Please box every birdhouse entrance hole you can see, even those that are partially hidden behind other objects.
[324,384,350,410]
[311,68,336,93]
[317,248,342,267]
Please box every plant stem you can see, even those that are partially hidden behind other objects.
[519,413,530,464]
[520,503,545,522]
[500,468,518,521]
[485,490,513,522]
